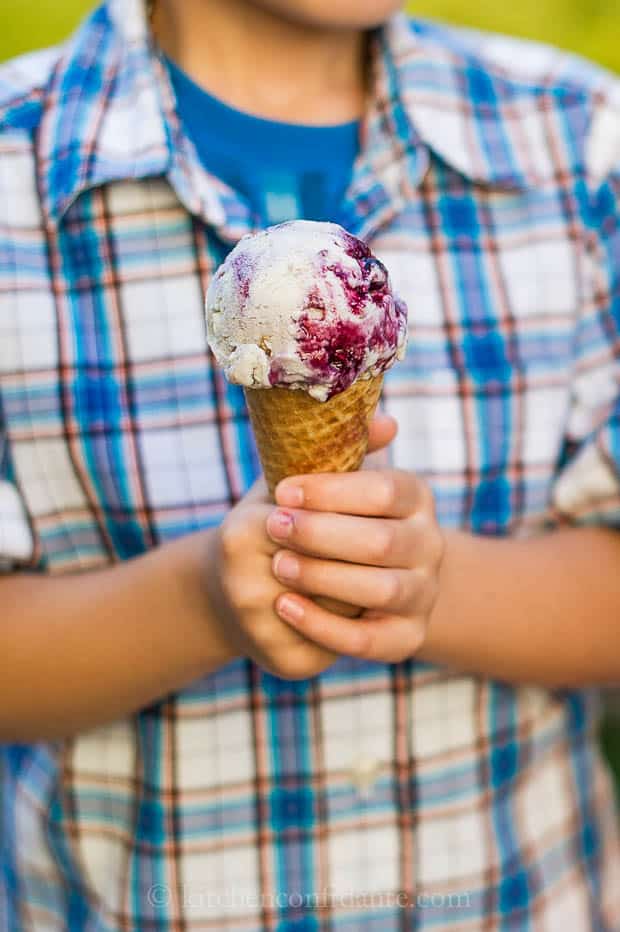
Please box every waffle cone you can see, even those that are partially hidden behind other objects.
[245,374,384,497]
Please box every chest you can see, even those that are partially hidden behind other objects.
[0,178,588,570]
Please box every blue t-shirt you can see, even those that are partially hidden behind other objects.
[166,56,360,226]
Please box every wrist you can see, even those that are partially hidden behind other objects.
[416,529,472,664]
[169,528,239,673]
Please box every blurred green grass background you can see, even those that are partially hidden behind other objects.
[1,1,619,791]
[0,1,619,71]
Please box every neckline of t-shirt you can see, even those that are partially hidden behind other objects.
[165,55,361,151]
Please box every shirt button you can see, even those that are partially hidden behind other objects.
[349,754,382,799]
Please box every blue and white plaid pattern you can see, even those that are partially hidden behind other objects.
[1,1,620,928]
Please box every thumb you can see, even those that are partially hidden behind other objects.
[367,414,398,454]
[244,475,271,504]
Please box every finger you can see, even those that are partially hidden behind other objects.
[273,551,423,613]
[275,593,426,662]
[223,500,277,557]
[266,508,433,567]
[275,469,424,518]
[366,414,398,454]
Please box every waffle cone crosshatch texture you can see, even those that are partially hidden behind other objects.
[245,374,385,497]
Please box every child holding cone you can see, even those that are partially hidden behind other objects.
[0,0,619,928]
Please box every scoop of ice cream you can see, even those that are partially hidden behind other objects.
[206,220,408,402]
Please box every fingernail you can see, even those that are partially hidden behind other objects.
[278,596,304,622]
[278,484,304,507]
[267,510,294,540]
[274,552,300,582]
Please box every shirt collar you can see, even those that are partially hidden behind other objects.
[38,2,584,233]
[376,14,587,193]
[39,0,227,230]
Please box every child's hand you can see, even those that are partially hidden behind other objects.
[206,479,337,680]
[266,470,444,663]
[206,416,398,679]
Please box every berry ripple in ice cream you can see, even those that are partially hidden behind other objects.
[206,220,408,402]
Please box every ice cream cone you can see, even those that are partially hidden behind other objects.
[207,221,407,622]
[246,373,384,619]
[245,373,384,497]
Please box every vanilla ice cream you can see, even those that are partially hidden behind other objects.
[206,220,408,402]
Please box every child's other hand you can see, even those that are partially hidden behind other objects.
[267,467,444,663]
[207,479,337,680]
[206,415,398,679]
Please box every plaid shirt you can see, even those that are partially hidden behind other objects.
[1,1,620,928]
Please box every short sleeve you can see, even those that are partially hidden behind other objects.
[552,160,620,527]
[0,429,34,569]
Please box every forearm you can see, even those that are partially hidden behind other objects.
[420,526,620,687]
[0,531,236,742]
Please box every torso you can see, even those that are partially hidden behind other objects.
[2,10,620,929]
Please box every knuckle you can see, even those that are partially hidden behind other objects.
[218,519,241,559]
[370,524,396,562]
[404,569,426,614]
[411,509,429,534]
[375,572,400,608]
[349,625,373,658]
[400,572,416,607]
[411,566,431,602]
[221,505,269,560]
[235,581,269,613]
[410,569,439,616]
[372,473,396,513]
